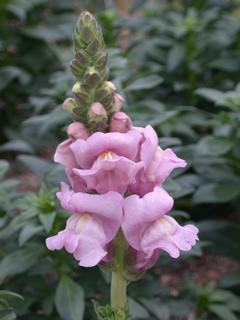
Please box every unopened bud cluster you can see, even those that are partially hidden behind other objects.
[63,11,124,133]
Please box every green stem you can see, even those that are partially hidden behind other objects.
[110,228,128,309]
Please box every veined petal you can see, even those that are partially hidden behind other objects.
[58,184,123,242]
[73,156,144,194]
[141,215,199,258]
[137,125,159,169]
[65,168,92,193]
[46,212,108,267]
[70,130,142,169]
[145,147,187,185]
[54,139,79,168]
[122,187,174,250]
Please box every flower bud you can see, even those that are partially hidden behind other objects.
[71,108,86,123]
[110,112,133,133]
[70,59,85,79]
[94,52,108,69]
[74,12,104,52]
[99,66,109,81]
[62,98,78,112]
[75,50,91,68]
[95,81,116,109]
[111,93,125,112]
[72,82,90,99]
[77,12,98,36]
[87,102,107,123]
[84,66,101,88]
[67,122,90,141]
[86,38,102,56]
[87,102,108,132]
[72,34,85,51]
[72,81,91,107]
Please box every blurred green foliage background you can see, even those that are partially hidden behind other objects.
[0,0,240,319]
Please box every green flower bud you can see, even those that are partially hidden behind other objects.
[70,59,85,79]
[84,66,101,88]
[72,81,91,107]
[95,81,116,109]
[72,34,86,51]
[75,50,91,68]
[74,11,104,52]
[77,11,98,35]
[94,52,108,69]
[72,81,90,98]
[86,38,102,56]
[71,107,87,123]
[98,66,109,81]
[74,93,90,107]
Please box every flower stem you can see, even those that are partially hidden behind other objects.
[111,228,128,309]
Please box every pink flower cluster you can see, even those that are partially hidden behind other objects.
[46,110,199,270]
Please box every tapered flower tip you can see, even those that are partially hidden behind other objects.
[110,112,133,133]
[111,93,125,112]
[62,98,78,112]
[67,122,90,141]
[87,102,107,122]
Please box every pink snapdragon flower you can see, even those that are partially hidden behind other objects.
[122,186,198,262]
[46,183,123,267]
[55,129,144,195]
[54,121,187,197]
[129,125,187,197]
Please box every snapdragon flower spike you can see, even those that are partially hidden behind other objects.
[46,183,123,267]
[122,186,199,261]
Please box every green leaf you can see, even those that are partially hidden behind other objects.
[192,183,239,204]
[17,155,54,178]
[0,161,9,181]
[209,290,240,311]
[219,273,240,288]
[127,297,150,319]
[0,299,9,309]
[195,88,231,107]
[0,291,23,301]
[130,0,148,13]
[0,140,34,154]
[55,275,85,320]
[167,44,186,71]
[28,260,55,276]
[163,177,194,199]
[158,137,182,148]
[208,304,237,320]
[0,179,20,192]
[18,223,44,246]
[195,135,233,157]
[139,298,170,320]
[0,66,31,90]
[39,212,56,233]
[0,248,42,284]
[0,309,16,320]
[125,75,163,91]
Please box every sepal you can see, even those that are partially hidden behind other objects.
[92,301,135,320]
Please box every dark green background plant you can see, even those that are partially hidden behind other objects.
[0,0,240,319]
